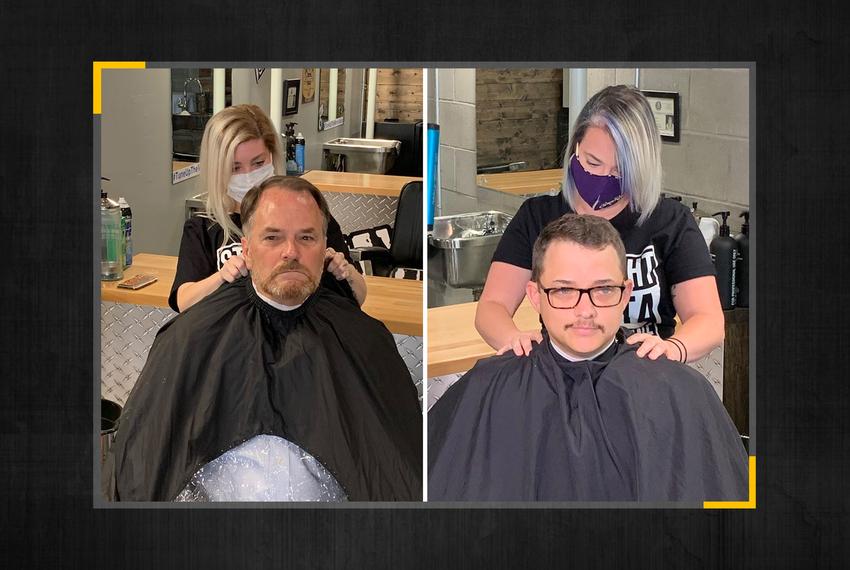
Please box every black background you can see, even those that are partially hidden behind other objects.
[2,0,848,566]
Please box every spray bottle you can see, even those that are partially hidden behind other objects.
[735,211,750,308]
[100,178,124,281]
[295,132,306,174]
[710,211,738,310]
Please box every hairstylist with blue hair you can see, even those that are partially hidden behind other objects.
[475,85,724,363]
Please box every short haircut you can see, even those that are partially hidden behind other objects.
[531,214,627,282]
[240,175,331,236]
[562,85,663,225]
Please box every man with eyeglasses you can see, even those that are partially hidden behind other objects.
[428,214,747,502]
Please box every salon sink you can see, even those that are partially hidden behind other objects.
[428,211,513,289]
[322,138,401,174]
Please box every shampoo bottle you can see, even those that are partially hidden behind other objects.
[735,211,750,308]
[710,211,738,310]
[295,132,306,174]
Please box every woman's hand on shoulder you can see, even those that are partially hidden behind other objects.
[625,333,683,362]
[324,247,354,281]
[218,255,248,283]
[496,330,544,357]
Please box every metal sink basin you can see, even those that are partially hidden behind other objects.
[322,138,401,174]
[428,211,513,289]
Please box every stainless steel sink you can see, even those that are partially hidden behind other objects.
[428,211,513,289]
[322,138,401,174]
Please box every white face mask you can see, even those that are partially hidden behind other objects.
[226,162,275,203]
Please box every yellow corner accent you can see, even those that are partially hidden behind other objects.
[704,456,756,509]
[93,61,146,115]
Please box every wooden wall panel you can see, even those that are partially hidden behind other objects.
[476,69,564,171]
[366,68,423,123]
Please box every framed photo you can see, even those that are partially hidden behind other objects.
[284,78,300,116]
[642,90,680,143]
[301,68,315,103]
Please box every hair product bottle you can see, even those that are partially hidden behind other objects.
[735,211,749,308]
[118,196,132,268]
[100,182,124,281]
[691,201,701,222]
[295,132,306,174]
[710,211,738,310]
[284,122,298,175]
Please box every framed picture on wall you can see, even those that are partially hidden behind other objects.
[284,78,301,116]
[301,69,315,103]
[642,90,680,143]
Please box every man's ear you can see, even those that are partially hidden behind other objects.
[621,278,634,309]
[241,236,252,270]
[526,280,541,313]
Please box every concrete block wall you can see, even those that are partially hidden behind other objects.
[437,69,479,216]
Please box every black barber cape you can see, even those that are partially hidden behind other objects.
[103,277,422,501]
[428,334,747,502]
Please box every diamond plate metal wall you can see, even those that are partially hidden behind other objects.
[101,302,176,406]
[426,347,725,409]
[394,333,423,403]
[324,193,398,235]
[101,302,423,406]
[689,346,724,400]
[427,373,463,410]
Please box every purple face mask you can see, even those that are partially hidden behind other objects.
[569,154,623,210]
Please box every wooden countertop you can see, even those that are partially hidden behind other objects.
[101,253,422,336]
[476,168,563,196]
[301,170,421,197]
[428,298,540,377]
[100,253,177,308]
[361,276,422,337]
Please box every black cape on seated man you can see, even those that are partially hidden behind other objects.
[428,213,747,502]
[428,332,747,502]
[102,176,422,502]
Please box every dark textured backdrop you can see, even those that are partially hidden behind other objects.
[1,0,848,567]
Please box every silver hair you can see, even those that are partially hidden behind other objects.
[562,85,663,225]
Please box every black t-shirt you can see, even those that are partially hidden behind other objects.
[492,195,715,338]
[168,212,358,312]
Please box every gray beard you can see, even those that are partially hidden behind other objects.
[259,274,318,306]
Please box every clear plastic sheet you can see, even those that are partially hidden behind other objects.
[175,435,348,502]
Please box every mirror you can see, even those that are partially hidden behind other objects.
[317,68,346,131]
[171,68,231,184]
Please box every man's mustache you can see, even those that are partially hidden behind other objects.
[566,321,604,331]
[270,260,307,277]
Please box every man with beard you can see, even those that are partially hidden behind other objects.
[103,176,421,502]
[428,214,747,502]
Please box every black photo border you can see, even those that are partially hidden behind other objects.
[642,89,681,142]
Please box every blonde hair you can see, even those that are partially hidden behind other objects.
[197,104,284,247]
[563,85,663,225]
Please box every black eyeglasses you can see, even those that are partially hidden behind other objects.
[541,284,627,309]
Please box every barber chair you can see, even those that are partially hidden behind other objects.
[349,181,422,279]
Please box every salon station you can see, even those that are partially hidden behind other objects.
[426,68,751,442]
[99,67,424,409]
